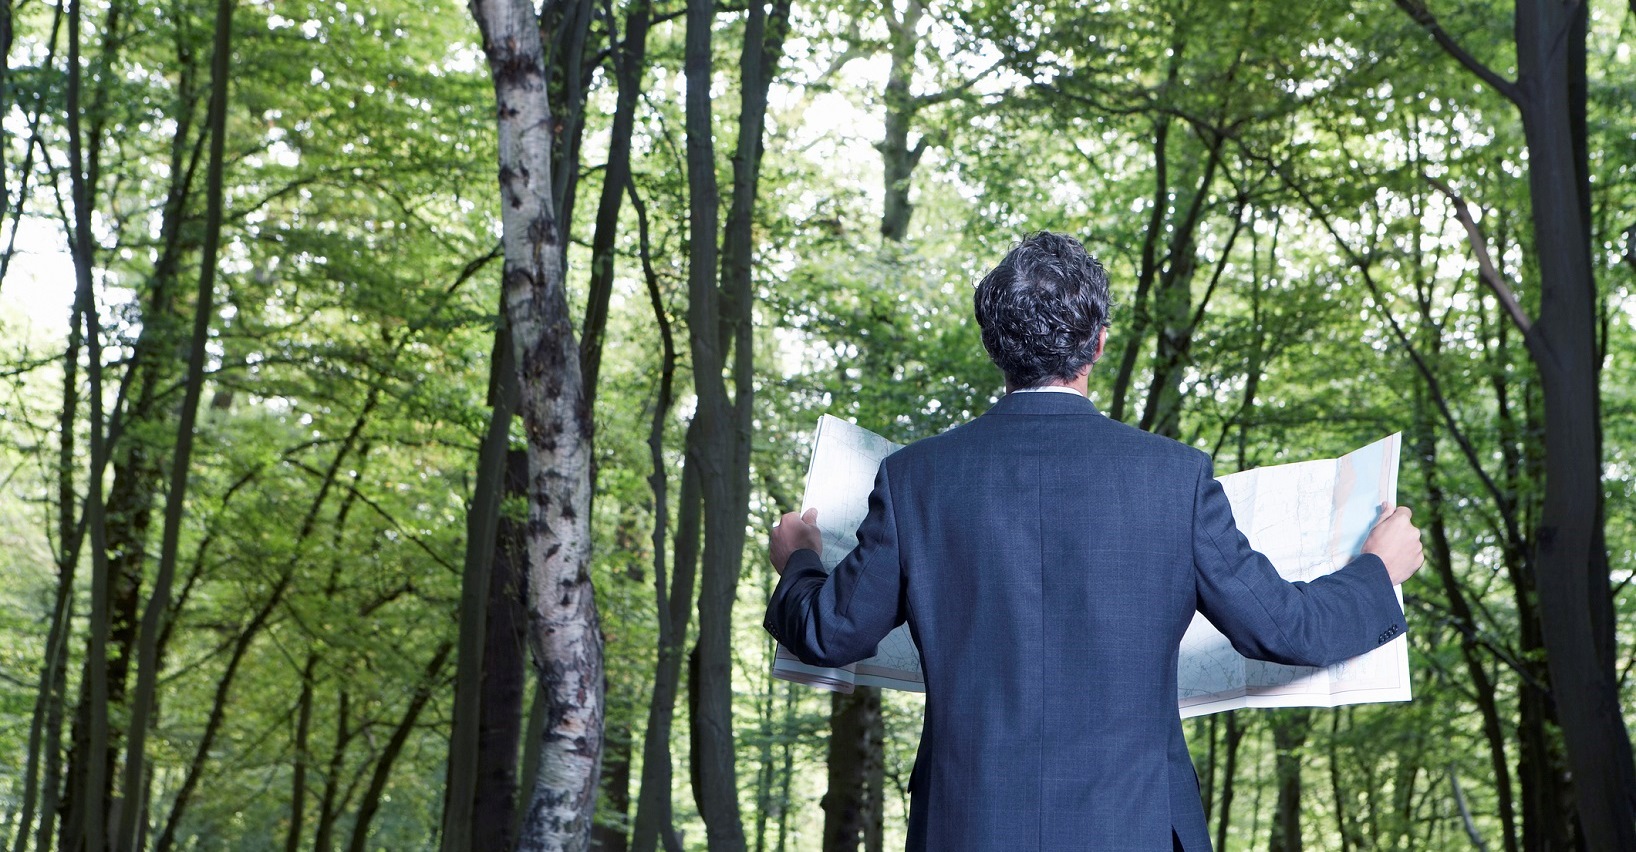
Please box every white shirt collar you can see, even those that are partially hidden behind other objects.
[1009,385,1085,397]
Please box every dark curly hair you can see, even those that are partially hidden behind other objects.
[973,232,1113,389]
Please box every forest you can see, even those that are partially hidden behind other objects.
[1,0,1634,849]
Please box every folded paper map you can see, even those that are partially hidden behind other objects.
[771,415,1412,717]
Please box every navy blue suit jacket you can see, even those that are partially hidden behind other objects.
[764,391,1407,851]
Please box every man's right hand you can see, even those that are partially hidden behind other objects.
[769,508,822,577]
[1362,505,1424,585]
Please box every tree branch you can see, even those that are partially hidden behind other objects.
[913,57,1004,108]
[1392,0,1520,102]
[1425,176,1533,334]
[1237,143,1528,554]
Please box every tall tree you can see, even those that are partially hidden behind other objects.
[683,0,792,848]
[113,0,234,846]
[61,0,117,845]
[629,176,691,852]
[440,317,520,852]
[1395,1,1636,845]
[470,0,605,847]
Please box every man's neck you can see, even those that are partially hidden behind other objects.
[1006,376,1089,397]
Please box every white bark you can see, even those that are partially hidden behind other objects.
[469,0,603,848]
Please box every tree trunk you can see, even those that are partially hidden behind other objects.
[684,1,792,847]
[62,0,116,844]
[472,449,531,852]
[628,177,689,852]
[680,0,735,842]
[578,12,653,848]
[579,0,651,402]
[1106,52,1181,425]
[592,718,632,852]
[114,1,233,844]
[544,0,595,262]
[15,292,82,852]
[30,292,84,852]
[470,0,604,847]
[442,313,520,852]
[821,690,880,852]
[285,655,318,852]
[311,691,352,852]
[1413,384,1518,852]
[1214,712,1244,852]
[1268,710,1309,852]
[1399,1,1636,843]
[1512,3,1635,846]
[345,643,454,852]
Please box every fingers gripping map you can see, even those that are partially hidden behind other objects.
[770,416,923,693]
[770,416,1412,716]
[1177,434,1412,717]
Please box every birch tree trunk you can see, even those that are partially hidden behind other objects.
[470,0,603,847]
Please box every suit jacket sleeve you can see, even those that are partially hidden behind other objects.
[764,461,907,669]
[1191,453,1407,667]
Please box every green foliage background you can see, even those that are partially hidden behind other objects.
[2,0,1634,849]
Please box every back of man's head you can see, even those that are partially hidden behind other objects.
[974,231,1112,389]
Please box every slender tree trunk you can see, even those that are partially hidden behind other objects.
[284,655,318,852]
[544,0,595,262]
[592,719,632,852]
[1503,373,1573,852]
[578,11,653,848]
[680,1,734,842]
[1328,712,1362,852]
[821,4,925,843]
[473,450,531,852]
[344,643,454,852]
[63,0,115,844]
[579,0,652,400]
[685,2,792,847]
[15,295,82,852]
[115,3,232,845]
[876,0,925,246]
[1267,710,1309,852]
[1107,59,1180,424]
[514,680,549,845]
[16,567,75,852]
[1413,389,1518,852]
[776,683,796,852]
[1214,712,1244,852]
[470,0,604,846]
[311,691,352,852]
[24,286,84,852]
[442,312,520,852]
[628,178,688,852]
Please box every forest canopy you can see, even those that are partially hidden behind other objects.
[2,0,1635,849]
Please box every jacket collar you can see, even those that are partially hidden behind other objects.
[984,390,1103,417]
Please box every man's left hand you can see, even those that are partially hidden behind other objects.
[770,508,822,576]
